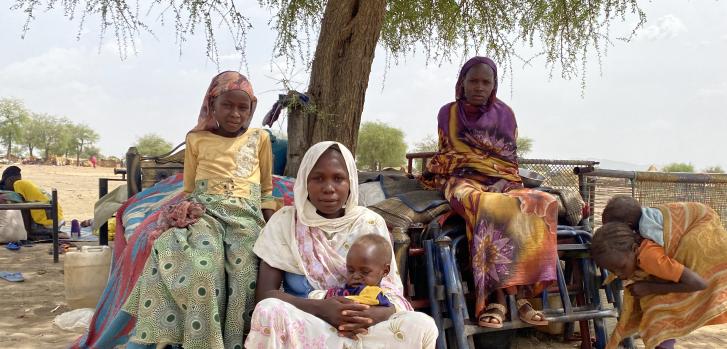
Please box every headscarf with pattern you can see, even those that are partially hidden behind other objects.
[191,71,257,132]
[453,57,517,163]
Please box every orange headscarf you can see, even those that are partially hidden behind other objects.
[191,71,257,132]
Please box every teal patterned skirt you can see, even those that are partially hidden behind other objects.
[123,185,264,349]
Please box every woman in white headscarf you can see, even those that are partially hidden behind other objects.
[246,141,437,348]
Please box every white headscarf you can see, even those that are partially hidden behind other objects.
[253,141,411,311]
[293,141,366,233]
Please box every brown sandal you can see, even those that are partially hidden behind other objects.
[517,299,548,326]
[478,303,506,328]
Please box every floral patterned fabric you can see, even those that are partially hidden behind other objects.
[444,176,558,317]
[246,298,436,349]
[423,57,559,318]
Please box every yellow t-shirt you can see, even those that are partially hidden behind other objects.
[12,179,64,227]
[184,128,276,210]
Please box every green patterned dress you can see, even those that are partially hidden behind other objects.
[123,129,275,349]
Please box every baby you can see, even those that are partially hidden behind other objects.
[310,234,393,307]
[592,196,727,349]
[601,195,664,246]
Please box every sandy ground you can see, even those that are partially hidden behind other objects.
[0,165,725,348]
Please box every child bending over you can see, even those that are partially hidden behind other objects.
[592,214,727,349]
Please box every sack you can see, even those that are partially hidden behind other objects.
[0,210,28,243]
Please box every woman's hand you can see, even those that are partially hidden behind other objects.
[337,305,396,335]
[316,297,371,339]
[318,297,370,326]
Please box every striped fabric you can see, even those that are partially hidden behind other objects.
[72,174,295,349]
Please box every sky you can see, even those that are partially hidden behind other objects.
[1,1,726,170]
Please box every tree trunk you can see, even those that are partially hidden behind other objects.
[27,145,33,158]
[76,140,84,166]
[6,138,12,158]
[285,0,386,176]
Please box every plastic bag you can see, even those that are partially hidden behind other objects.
[53,308,95,330]
[0,210,28,243]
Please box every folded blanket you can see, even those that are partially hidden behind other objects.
[93,185,128,232]
[380,173,423,197]
[396,190,447,213]
[536,187,585,226]
[357,171,422,197]
[369,197,450,229]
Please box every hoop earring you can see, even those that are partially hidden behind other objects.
[215,120,220,129]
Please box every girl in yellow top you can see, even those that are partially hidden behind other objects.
[123,72,275,349]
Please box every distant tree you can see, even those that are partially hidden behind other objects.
[517,136,534,158]
[82,145,101,158]
[662,163,694,173]
[34,114,61,160]
[21,113,49,158]
[135,134,173,156]
[410,134,438,173]
[54,119,77,158]
[0,98,30,158]
[356,121,407,171]
[11,145,27,158]
[72,124,99,165]
[413,134,438,153]
[703,165,725,174]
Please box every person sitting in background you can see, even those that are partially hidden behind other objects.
[0,166,65,238]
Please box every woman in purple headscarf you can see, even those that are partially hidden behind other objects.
[421,57,559,328]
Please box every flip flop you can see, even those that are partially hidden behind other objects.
[517,299,548,326]
[5,242,20,251]
[478,303,506,328]
[0,271,24,282]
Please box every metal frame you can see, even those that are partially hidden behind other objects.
[0,189,61,262]
[95,144,184,245]
[421,220,623,349]
[125,143,185,197]
[97,176,127,246]
[402,153,624,349]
